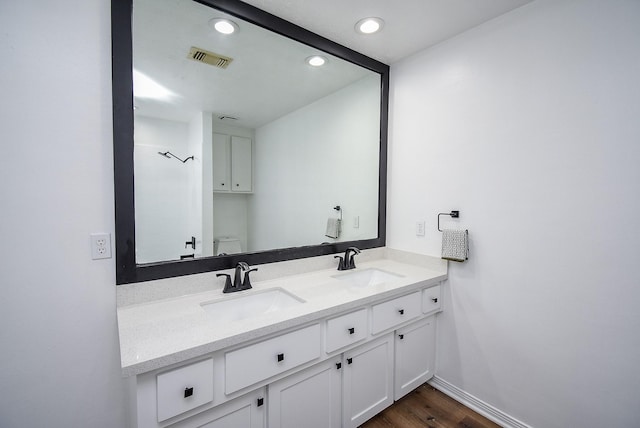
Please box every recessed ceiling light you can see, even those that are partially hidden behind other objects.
[355,17,384,35]
[306,55,327,67]
[209,18,238,35]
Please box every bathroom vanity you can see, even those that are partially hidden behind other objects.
[111,0,423,425]
[117,249,447,428]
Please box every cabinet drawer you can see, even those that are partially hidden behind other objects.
[422,285,441,313]
[371,291,421,334]
[225,324,321,394]
[156,358,214,422]
[326,309,368,353]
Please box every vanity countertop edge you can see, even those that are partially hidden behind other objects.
[116,248,447,377]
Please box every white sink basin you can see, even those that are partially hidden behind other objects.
[200,288,304,322]
[332,268,403,287]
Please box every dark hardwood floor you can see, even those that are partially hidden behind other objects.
[360,384,502,428]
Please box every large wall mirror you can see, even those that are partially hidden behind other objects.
[112,0,389,284]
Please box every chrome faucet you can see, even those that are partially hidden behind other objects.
[335,247,360,270]
[217,262,258,293]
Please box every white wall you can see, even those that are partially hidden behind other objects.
[388,1,640,427]
[0,1,128,427]
[134,113,212,261]
[200,114,214,257]
[187,112,215,258]
[251,75,380,251]
[187,114,204,257]
[135,116,192,262]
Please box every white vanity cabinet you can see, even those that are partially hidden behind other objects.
[129,283,444,428]
[268,358,342,428]
[212,133,252,193]
[342,334,394,428]
[394,315,436,400]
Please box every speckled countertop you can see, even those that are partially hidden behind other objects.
[116,248,447,377]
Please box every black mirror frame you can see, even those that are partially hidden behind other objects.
[111,0,389,285]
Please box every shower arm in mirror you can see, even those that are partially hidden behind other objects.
[111,0,389,284]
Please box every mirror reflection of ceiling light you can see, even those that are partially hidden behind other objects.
[355,17,384,34]
[209,18,238,34]
[133,70,174,100]
[306,55,327,67]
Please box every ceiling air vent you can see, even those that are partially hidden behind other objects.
[187,47,233,69]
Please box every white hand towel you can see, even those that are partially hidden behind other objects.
[325,218,341,239]
[441,229,468,262]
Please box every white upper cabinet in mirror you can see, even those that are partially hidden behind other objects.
[112,0,389,284]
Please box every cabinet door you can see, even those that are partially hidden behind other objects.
[268,358,342,428]
[212,133,230,192]
[394,316,436,400]
[230,136,252,192]
[169,388,265,428]
[343,334,394,428]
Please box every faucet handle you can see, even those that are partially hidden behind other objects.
[348,254,357,269]
[216,273,233,293]
[345,247,360,269]
[242,268,258,289]
[334,255,346,271]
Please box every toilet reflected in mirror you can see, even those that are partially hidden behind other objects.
[215,237,242,256]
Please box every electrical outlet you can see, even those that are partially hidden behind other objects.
[416,221,425,236]
[353,216,360,229]
[91,233,112,260]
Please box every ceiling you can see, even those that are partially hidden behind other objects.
[133,0,375,127]
[132,0,534,128]
[238,0,534,64]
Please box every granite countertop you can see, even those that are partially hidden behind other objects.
[116,250,447,377]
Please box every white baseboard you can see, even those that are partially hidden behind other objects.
[428,376,532,428]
